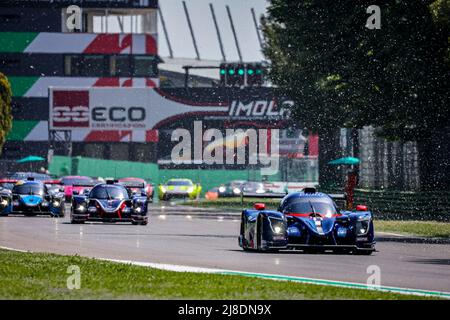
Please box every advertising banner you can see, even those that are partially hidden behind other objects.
[49,87,294,143]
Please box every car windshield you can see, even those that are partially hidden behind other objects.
[13,184,44,196]
[61,177,94,185]
[167,180,192,186]
[284,198,337,216]
[89,185,129,200]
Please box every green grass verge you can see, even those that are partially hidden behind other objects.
[0,249,430,300]
[185,199,450,238]
[374,220,450,238]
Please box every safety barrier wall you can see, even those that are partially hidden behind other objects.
[353,189,450,221]
[48,156,281,195]
[48,156,450,220]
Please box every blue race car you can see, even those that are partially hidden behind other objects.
[70,180,148,225]
[0,178,65,217]
[238,188,375,255]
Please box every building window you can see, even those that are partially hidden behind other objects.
[64,54,158,77]
[65,55,106,76]
[83,55,105,76]
[133,56,157,77]
[111,55,132,77]
[61,8,157,34]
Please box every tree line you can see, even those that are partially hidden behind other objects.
[263,0,450,190]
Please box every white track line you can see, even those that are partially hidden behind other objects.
[1,246,450,299]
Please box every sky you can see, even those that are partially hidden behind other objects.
[157,0,268,62]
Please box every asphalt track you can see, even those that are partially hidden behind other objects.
[0,203,449,294]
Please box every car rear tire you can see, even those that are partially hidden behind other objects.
[24,213,37,217]
[355,249,374,255]
[58,206,65,218]
[304,248,321,254]
[132,220,148,226]
[256,215,268,251]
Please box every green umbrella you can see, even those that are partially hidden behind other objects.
[328,157,360,165]
[16,155,45,163]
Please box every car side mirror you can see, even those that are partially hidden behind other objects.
[254,203,265,210]
[72,190,79,195]
[356,204,368,211]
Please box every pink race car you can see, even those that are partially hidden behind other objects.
[60,176,95,202]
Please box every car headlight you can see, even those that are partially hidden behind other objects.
[160,186,166,193]
[88,206,97,213]
[76,204,86,212]
[134,206,142,213]
[269,217,285,234]
[233,188,241,194]
[52,200,60,207]
[356,218,370,235]
[42,201,49,207]
[12,200,19,206]
[187,186,194,193]
[1,199,8,206]
[218,186,226,193]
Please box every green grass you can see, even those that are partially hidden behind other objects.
[0,249,430,300]
[375,220,450,238]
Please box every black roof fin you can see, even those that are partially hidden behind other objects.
[303,187,317,194]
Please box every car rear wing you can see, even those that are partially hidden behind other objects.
[328,193,347,208]
[72,183,97,188]
[119,183,146,190]
[43,180,62,185]
[240,188,348,207]
[241,192,287,199]
[0,179,18,184]
[328,193,346,201]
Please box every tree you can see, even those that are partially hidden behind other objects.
[263,0,450,190]
[263,0,382,188]
[0,73,13,155]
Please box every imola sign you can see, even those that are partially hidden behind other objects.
[48,87,295,143]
